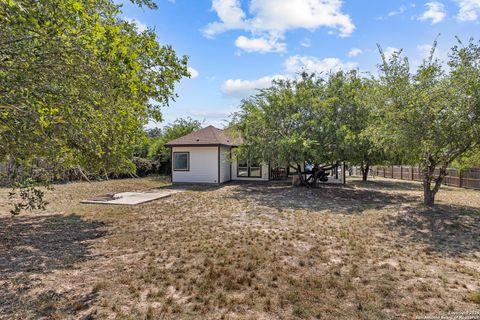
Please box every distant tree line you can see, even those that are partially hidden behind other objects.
[132,118,203,176]
[231,39,480,207]
[0,117,201,184]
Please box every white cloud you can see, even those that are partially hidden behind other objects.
[300,38,312,48]
[221,75,289,97]
[388,5,407,17]
[188,67,199,79]
[203,0,248,38]
[204,0,355,53]
[247,0,355,37]
[417,44,445,61]
[417,44,434,59]
[222,53,357,98]
[191,110,233,119]
[125,18,148,32]
[418,1,446,24]
[456,0,480,21]
[376,5,407,20]
[234,35,286,53]
[284,55,357,74]
[348,48,363,57]
[383,47,400,60]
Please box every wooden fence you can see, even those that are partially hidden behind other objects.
[351,165,480,190]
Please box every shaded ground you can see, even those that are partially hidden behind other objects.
[0,176,479,319]
[0,214,106,318]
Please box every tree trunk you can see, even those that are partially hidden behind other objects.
[360,162,369,181]
[77,166,91,183]
[295,164,310,188]
[423,181,435,207]
[308,165,317,188]
[362,163,369,181]
[421,162,447,208]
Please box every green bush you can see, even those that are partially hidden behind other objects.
[133,157,157,177]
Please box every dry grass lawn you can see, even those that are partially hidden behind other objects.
[0,176,479,319]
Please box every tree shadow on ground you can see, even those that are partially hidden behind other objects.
[389,204,480,257]
[0,214,106,318]
[226,182,418,214]
[347,177,424,192]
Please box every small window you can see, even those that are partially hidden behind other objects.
[173,152,189,171]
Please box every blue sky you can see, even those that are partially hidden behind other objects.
[119,0,480,129]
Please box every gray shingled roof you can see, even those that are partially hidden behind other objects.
[165,125,242,147]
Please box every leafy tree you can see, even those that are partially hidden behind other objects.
[338,76,387,181]
[132,128,164,159]
[145,128,163,138]
[232,72,347,187]
[372,40,480,207]
[454,148,480,168]
[0,0,189,213]
[319,72,384,181]
[148,118,202,172]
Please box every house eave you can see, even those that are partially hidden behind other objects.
[165,143,239,148]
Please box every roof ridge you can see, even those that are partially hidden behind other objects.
[164,125,241,147]
[210,125,224,141]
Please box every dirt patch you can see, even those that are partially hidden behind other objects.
[0,176,479,319]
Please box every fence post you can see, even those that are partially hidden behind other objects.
[391,166,394,179]
[400,165,403,180]
[459,169,462,188]
[411,166,414,181]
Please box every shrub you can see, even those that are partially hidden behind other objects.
[133,157,157,177]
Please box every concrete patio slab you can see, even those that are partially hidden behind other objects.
[81,189,184,205]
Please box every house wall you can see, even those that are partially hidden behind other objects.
[231,156,269,181]
[219,146,231,183]
[171,146,219,184]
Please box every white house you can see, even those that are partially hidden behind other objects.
[165,125,344,184]
[165,125,269,184]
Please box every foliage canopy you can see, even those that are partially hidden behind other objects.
[0,0,189,213]
[233,38,480,206]
[0,0,189,179]
[232,71,375,186]
[371,40,480,206]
